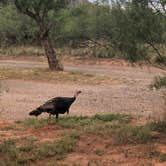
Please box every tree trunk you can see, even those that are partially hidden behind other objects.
[39,27,63,71]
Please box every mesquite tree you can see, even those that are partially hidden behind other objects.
[14,0,69,71]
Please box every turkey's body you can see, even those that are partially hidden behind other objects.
[29,96,76,119]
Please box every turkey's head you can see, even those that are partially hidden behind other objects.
[74,90,82,98]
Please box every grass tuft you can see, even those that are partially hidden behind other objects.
[113,125,151,144]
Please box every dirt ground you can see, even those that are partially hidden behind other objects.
[62,135,166,166]
[0,57,166,121]
[0,57,166,166]
[0,122,165,166]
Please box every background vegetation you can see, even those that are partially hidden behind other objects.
[0,0,165,64]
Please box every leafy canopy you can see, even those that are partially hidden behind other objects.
[14,0,69,23]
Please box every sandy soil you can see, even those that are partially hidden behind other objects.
[0,58,166,121]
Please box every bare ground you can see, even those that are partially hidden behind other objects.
[0,58,165,121]
[61,135,166,166]
[0,57,166,166]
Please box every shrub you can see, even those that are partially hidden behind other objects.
[150,76,166,89]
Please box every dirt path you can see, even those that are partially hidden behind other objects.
[0,59,165,79]
[0,60,166,121]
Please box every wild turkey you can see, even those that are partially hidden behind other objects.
[29,90,82,119]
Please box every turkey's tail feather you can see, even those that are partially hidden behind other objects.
[29,108,44,116]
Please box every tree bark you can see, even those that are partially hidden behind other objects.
[39,27,63,71]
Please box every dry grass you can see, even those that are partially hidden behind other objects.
[0,68,118,84]
[1,45,166,61]
[0,46,44,57]
[0,45,115,58]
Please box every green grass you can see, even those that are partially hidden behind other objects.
[19,114,131,130]
[0,118,48,131]
[37,134,78,160]
[16,114,153,145]
[150,76,166,89]
[93,114,132,123]
[21,118,48,129]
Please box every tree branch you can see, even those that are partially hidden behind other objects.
[147,40,165,62]
[149,0,166,19]
[14,0,41,22]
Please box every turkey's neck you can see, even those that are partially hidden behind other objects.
[74,94,78,99]
[70,96,76,104]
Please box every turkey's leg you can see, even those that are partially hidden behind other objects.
[56,114,59,121]
[66,110,70,117]
[47,113,52,123]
